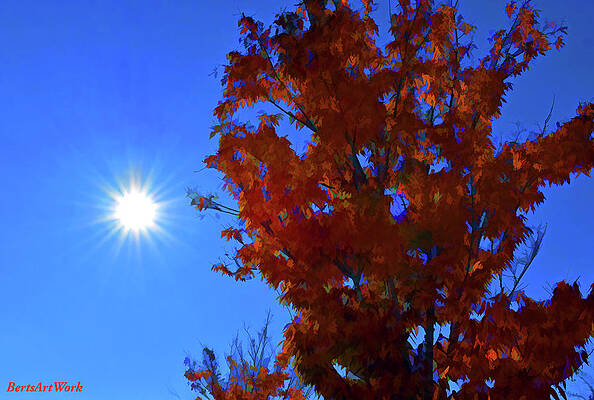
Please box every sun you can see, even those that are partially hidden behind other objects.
[114,189,157,231]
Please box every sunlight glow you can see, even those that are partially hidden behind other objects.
[114,189,157,231]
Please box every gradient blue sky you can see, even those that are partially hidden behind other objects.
[0,0,592,399]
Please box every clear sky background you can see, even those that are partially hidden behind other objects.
[0,0,592,399]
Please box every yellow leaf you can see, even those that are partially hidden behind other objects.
[433,191,442,203]
[511,347,521,361]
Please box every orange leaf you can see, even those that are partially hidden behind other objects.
[505,2,517,19]
[470,261,482,273]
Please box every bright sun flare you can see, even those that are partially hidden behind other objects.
[114,190,157,231]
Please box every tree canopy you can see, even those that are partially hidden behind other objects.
[186,0,594,398]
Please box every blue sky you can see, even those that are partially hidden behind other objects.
[0,0,591,399]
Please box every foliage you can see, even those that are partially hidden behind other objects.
[184,310,318,399]
[187,0,594,399]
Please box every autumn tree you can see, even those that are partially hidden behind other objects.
[186,0,594,398]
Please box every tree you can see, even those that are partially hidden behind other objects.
[187,0,594,398]
[183,310,318,399]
